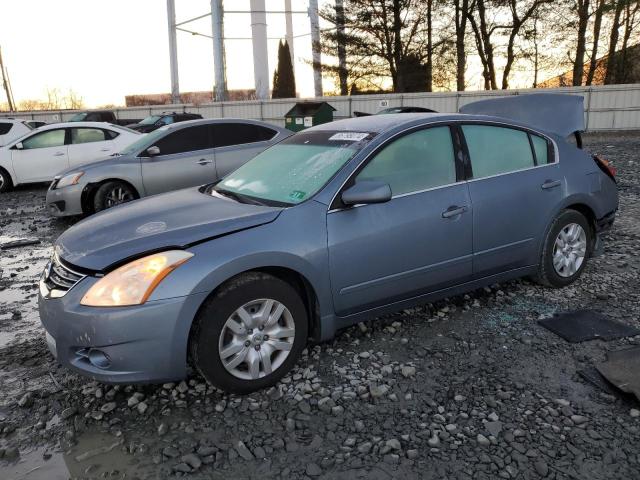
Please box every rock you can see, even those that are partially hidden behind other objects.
[235,441,254,460]
[477,434,491,447]
[630,409,640,418]
[100,402,117,413]
[485,421,502,437]
[60,407,77,420]
[454,394,466,402]
[571,415,588,425]
[176,381,188,393]
[4,446,19,460]
[306,462,322,477]
[181,453,202,470]
[534,459,549,477]
[18,393,32,408]
[369,384,389,398]
[357,442,372,454]
[488,412,499,422]
[386,438,401,451]
[137,402,148,414]
[407,449,419,460]
[172,463,191,473]
[157,423,168,436]
[163,446,180,458]
[401,366,416,378]
[427,434,440,448]
[555,398,570,407]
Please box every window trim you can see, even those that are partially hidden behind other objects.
[69,127,112,145]
[211,123,279,149]
[17,128,68,150]
[328,119,559,212]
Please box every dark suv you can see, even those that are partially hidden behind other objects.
[126,112,203,133]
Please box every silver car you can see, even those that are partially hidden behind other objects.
[45,118,292,217]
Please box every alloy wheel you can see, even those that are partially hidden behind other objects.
[552,222,587,277]
[105,187,134,207]
[218,298,295,380]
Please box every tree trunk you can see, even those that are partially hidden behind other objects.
[572,0,590,86]
[335,0,349,95]
[392,0,404,92]
[605,0,625,84]
[455,0,468,91]
[477,0,498,89]
[618,1,640,83]
[426,0,433,92]
[586,0,604,86]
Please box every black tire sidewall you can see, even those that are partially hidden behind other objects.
[541,210,591,287]
[93,181,134,212]
[192,273,308,394]
[0,168,12,193]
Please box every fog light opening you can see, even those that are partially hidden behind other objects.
[88,349,111,369]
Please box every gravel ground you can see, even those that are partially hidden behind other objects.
[0,132,639,480]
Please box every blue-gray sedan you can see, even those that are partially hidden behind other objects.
[38,94,618,393]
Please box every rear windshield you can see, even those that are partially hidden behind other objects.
[215,130,376,206]
[68,113,88,122]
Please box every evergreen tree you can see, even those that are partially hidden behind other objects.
[272,40,296,98]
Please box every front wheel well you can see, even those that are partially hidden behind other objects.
[81,179,140,214]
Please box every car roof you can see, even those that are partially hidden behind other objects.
[308,112,557,137]
[0,118,31,124]
[163,117,289,132]
[33,121,132,130]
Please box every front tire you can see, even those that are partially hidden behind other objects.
[0,168,13,193]
[535,209,591,288]
[190,272,308,394]
[93,181,136,212]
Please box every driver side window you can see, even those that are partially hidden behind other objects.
[21,129,66,149]
[356,126,456,196]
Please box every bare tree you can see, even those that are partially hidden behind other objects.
[572,0,591,85]
[585,0,607,85]
[454,0,469,91]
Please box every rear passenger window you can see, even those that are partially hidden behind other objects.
[212,123,277,148]
[71,128,107,144]
[0,123,13,135]
[531,134,550,164]
[462,125,534,179]
[357,126,456,196]
[153,125,209,155]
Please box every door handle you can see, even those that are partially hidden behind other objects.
[53,152,65,157]
[197,159,213,165]
[100,148,110,152]
[442,205,468,218]
[541,180,561,190]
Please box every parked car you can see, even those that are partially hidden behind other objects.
[25,120,48,129]
[68,110,142,126]
[0,118,32,147]
[38,94,618,393]
[0,122,141,193]
[45,118,291,216]
[353,106,437,117]
[126,112,203,133]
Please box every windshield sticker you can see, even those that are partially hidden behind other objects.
[328,132,369,142]
[289,191,307,201]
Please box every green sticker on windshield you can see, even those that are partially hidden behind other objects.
[289,190,307,201]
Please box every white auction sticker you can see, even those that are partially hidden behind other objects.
[328,132,369,142]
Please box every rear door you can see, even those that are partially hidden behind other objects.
[461,124,562,277]
[11,128,69,183]
[140,125,216,195]
[211,123,278,178]
[67,127,115,167]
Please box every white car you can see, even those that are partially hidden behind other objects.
[0,118,33,147]
[0,122,141,193]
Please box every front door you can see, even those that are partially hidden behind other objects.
[461,124,563,277]
[12,128,69,183]
[327,126,473,316]
[141,125,216,196]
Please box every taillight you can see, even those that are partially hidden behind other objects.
[593,155,616,182]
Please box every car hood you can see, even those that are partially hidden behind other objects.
[55,154,138,176]
[56,188,283,271]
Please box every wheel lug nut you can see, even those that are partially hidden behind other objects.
[248,329,253,334]
[244,340,251,347]
[259,325,264,331]
[263,335,269,340]
[255,345,261,351]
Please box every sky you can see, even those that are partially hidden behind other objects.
[0,0,317,107]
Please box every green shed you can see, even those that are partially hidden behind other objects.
[284,101,336,132]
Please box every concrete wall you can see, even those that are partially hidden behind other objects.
[3,84,640,131]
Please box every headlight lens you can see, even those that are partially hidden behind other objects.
[81,250,193,307]
[56,172,84,189]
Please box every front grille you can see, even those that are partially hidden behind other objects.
[42,254,85,297]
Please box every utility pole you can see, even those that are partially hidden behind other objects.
[0,46,15,111]
[211,0,227,101]
[308,0,323,97]
[250,0,270,100]
[166,0,180,104]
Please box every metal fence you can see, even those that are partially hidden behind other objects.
[3,83,640,131]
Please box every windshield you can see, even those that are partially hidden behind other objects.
[139,115,162,125]
[119,126,169,155]
[215,130,375,206]
[68,113,88,121]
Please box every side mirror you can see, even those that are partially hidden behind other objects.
[14,142,24,150]
[341,180,392,206]
[146,145,160,156]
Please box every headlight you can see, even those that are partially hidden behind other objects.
[56,172,84,189]
[81,250,193,307]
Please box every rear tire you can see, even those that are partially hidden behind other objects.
[93,181,136,212]
[535,209,591,288]
[0,168,13,193]
[190,272,308,394]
